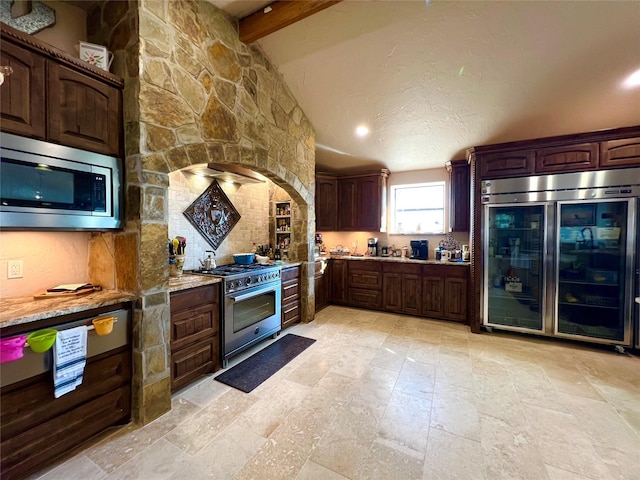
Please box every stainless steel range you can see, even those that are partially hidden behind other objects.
[193,263,282,366]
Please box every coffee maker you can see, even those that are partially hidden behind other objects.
[410,239,429,259]
[367,237,378,256]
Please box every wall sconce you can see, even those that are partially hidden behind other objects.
[0,66,13,86]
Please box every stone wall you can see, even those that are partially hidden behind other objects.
[88,0,316,424]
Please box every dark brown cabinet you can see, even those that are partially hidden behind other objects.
[1,23,123,157]
[315,260,330,312]
[320,169,389,232]
[447,159,470,232]
[48,63,121,156]
[315,174,338,231]
[479,150,535,179]
[420,264,469,323]
[600,137,640,168]
[382,263,421,315]
[473,127,640,181]
[170,284,220,392]
[536,143,598,173]
[281,265,301,329]
[0,304,132,480]
[0,40,45,138]
[337,178,358,230]
[331,259,348,305]
[348,261,382,309]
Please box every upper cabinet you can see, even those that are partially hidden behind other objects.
[315,173,338,231]
[446,159,470,232]
[0,23,123,157]
[316,169,388,232]
[0,40,46,138]
[471,126,640,180]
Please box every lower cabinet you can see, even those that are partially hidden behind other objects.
[170,284,220,392]
[421,264,469,323]
[382,263,421,315]
[330,259,348,305]
[348,261,382,309]
[315,260,330,312]
[281,265,301,329]
[0,304,132,480]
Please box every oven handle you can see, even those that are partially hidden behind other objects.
[228,282,279,302]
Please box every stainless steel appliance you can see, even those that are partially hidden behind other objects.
[367,237,378,256]
[193,263,282,366]
[481,168,639,348]
[0,132,122,230]
[410,240,429,259]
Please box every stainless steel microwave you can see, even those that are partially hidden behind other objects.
[0,132,122,230]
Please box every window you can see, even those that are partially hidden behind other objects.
[390,182,445,234]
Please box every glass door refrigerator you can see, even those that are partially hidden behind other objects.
[481,168,639,348]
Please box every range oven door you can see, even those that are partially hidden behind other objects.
[223,282,282,361]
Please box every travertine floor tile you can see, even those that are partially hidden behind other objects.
[30,306,640,480]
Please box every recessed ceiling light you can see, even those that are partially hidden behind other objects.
[355,125,369,137]
[623,68,640,88]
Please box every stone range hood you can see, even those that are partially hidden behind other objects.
[87,0,317,424]
[181,162,267,185]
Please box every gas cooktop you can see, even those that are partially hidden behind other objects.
[191,263,277,277]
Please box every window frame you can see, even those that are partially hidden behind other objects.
[389,181,446,234]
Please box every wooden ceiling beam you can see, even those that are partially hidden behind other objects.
[239,0,342,44]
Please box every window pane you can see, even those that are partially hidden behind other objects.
[391,182,445,233]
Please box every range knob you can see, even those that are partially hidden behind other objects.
[245,277,252,286]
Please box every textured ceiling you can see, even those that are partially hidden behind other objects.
[216,1,640,172]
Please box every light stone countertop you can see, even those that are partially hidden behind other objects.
[318,255,471,266]
[168,274,222,293]
[0,290,136,328]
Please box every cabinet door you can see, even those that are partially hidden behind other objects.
[48,63,121,155]
[402,274,422,315]
[449,160,470,232]
[171,335,219,392]
[331,259,348,304]
[0,41,45,138]
[338,178,357,230]
[444,277,467,321]
[316,175,338,231]
[382,272,402,312]
[349,288,382,309]
[536,143,598,173]
[422,276,444,317]
[480,150,535,179]
[357,175,382,231]
[600,137,640,168]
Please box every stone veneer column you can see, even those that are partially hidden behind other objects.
[88,0,317,424]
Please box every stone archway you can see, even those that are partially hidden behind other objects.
[113,0,316,423]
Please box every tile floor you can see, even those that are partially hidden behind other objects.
[34,306,639,480]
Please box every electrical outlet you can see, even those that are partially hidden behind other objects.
[8,260,23,279]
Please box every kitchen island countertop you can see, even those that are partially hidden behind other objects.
[0,290,136,328]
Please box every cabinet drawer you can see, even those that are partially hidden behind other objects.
[349,288,382,309]
[282,281,300,303]
[171,335,219,392]
[282,301,301,327]
[170,285,217,313]
[1,348,131,438]
[171,304,218,351]
[381,263,421,275]
[1,384,130,480]
[281,266,300,282]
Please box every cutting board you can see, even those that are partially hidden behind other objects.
[33,287,98,300]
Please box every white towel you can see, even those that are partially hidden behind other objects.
[53,326,87,398]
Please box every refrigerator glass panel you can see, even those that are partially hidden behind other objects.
[557,200,629,341]
[486,205,545,330]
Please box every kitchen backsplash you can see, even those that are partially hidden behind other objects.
[168,170,271,269]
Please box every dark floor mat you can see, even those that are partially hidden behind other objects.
[214,334,316,393]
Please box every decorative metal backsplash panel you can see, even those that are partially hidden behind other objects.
[183,179,241,250]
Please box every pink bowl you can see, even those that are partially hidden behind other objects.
[0,335,27,363]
